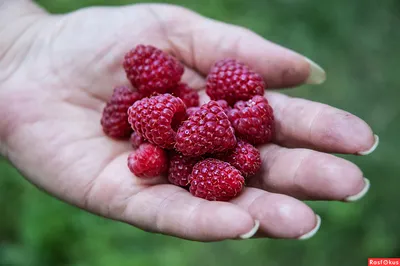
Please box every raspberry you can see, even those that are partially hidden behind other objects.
[130,131,146,149]
[127,143,168,178]
[188,158,245,201]
[206,58,265,105]
[170,82,200,108]
[228,95,274,145]
[128,94,187,149]
[123,45,184,96]
[100,86,142,139]
[167,152,201,187]
[186,107,200,117]
[215,140,261,178]
[175,101,237,157]
[216,99,231,114]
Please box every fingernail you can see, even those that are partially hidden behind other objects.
[239,220,260,239]
[357,134,379,155]
[298,215,321,240]
[304,58,326,85]
[344,178,370,202]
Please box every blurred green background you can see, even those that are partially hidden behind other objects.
[1,0,399,265]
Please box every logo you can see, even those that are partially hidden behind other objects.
[369,259,400,265]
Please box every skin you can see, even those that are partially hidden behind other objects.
[0,1,376,241]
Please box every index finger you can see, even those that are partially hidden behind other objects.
[151,5,326,88]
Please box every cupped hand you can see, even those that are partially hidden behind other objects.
[0,3,378,241]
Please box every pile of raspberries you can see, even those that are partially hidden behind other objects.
[101,45,274,201]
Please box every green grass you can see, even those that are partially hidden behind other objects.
[1,0,400,265]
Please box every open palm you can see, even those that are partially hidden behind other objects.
[0,3,377,241]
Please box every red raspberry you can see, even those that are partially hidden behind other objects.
[206,58,265,105]
[100,86,142,139]
[228,95,274,145]
[170,82,200,108]
[130,131,146,149]
[123,45,184,96]
[127,143,168,178]
[167,152,201,187]
[175,101,237,157]
[216,99,231,114]
[188,158,245,201]
[215,140,261,178]
[186,107,200,117]
[128,94,187,149]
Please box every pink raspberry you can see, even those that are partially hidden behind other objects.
[175,101,237,157]
[100,86,142,139]
[127,143,169,178]
[216,99,231,114]
[206,58,265,105]
[186,107,200,117]
[188,158,245,201]
[228,95,274,145]
[215,140,261,178]
[130,131,146,149]
[167,152,201,187]
[170,82,200,108]
[123,45,184,96]
[128,94,187,149]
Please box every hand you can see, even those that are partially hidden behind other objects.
[0,2,377,242]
